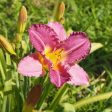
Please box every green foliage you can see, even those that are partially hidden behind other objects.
[0,0,112,112]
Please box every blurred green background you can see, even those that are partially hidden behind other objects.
[0,0,112,112]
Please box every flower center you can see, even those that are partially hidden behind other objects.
[45,47,65,69]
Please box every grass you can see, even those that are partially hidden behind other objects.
[0,0,112,112]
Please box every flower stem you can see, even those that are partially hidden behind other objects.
[48,84,68,110]
[36,77,52,110]
[22,104,33,112]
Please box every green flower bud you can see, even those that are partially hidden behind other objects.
[58,2,65,20]
[18,6,27,33]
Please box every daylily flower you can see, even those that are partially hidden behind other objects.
[18,22,91,87]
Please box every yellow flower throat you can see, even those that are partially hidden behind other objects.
[45,47,65,70]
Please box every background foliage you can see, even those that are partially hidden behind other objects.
[0,0,112,112]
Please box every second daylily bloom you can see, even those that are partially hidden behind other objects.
[18,22,91,87]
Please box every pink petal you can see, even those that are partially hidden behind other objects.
[68,64,89,85]
[49,64,70,87]
[18,53,42,77]
[28,24,59,52]
[60,32,91,64]
[48,22,67,41]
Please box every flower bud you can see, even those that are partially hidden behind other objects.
[22,84,42,112]
[90,43,103,53]
[0,35,16,55]
[58,2,65,20]
[18,6,27,33]
[19,6,27,24]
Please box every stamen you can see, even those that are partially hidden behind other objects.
[44,47,65,70]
